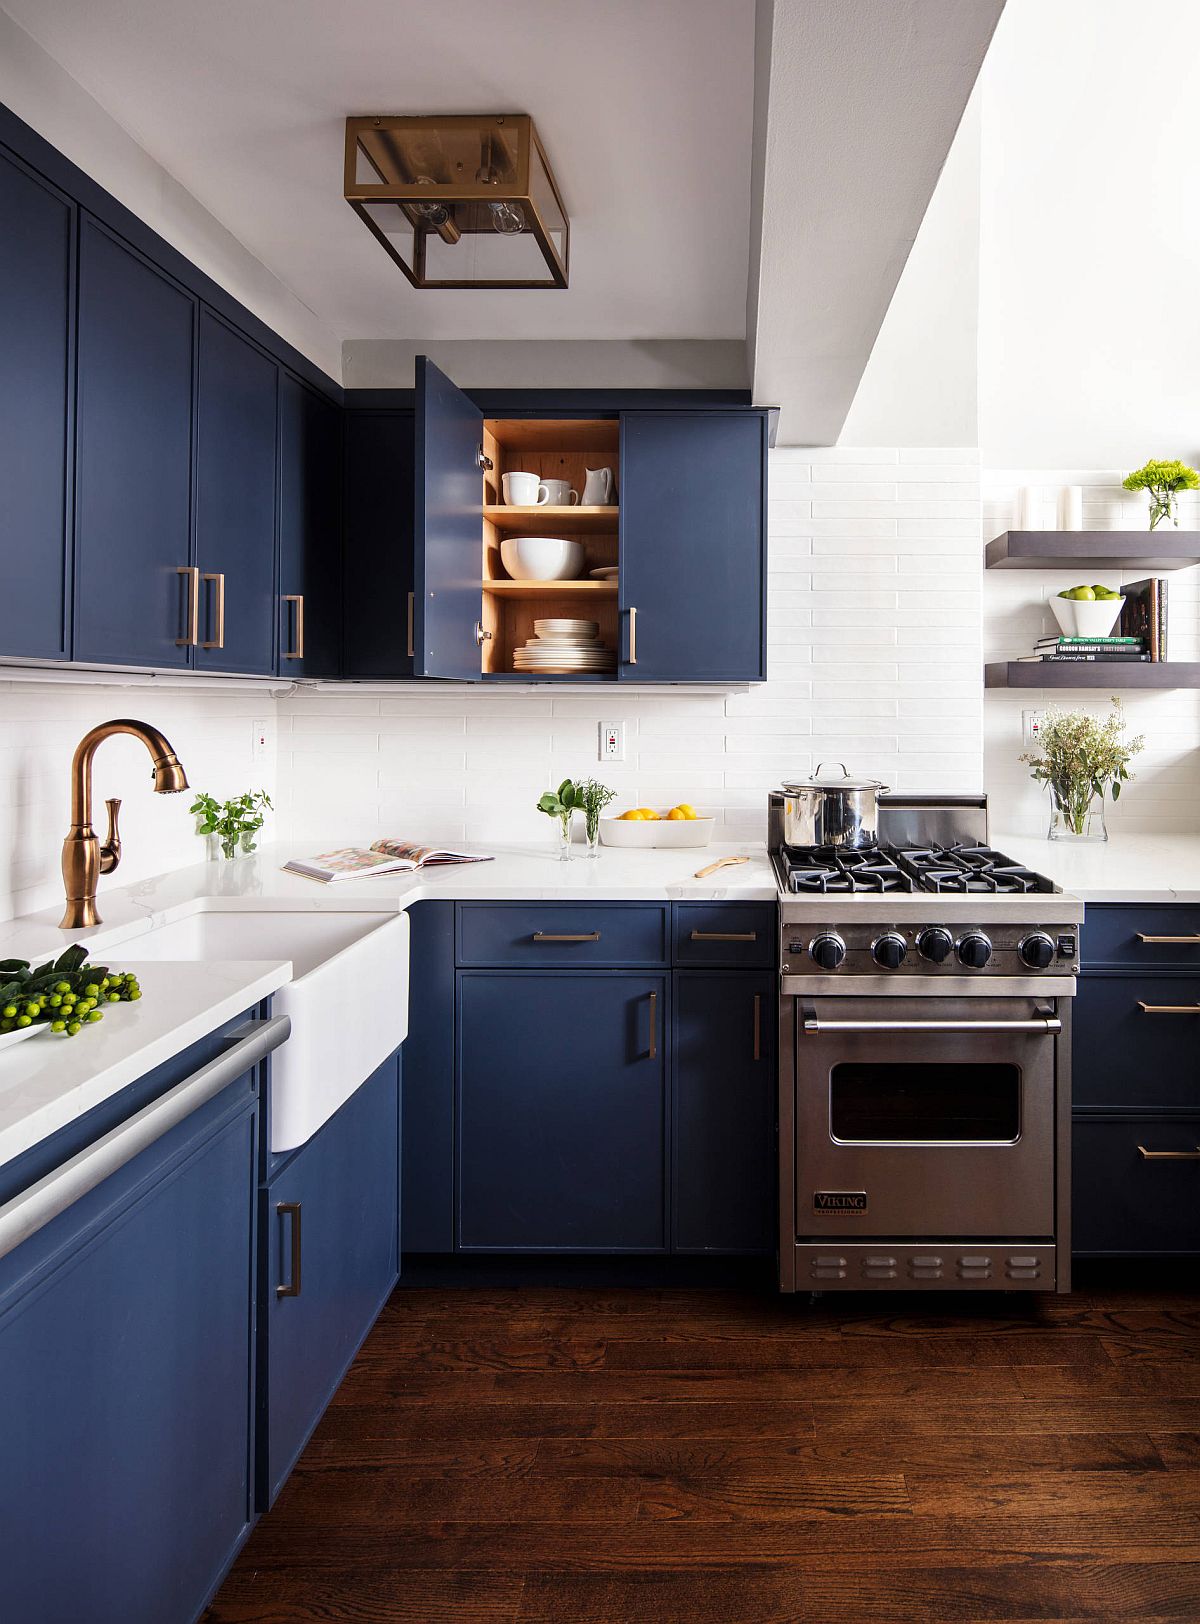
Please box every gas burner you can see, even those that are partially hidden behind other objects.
[782,846,909,894]
[895,844,1054,895]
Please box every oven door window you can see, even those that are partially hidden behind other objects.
[829,1063,1021,1144]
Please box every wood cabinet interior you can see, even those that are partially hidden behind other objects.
[480,418,619,676]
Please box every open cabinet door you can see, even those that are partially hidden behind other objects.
[414,356,484,680]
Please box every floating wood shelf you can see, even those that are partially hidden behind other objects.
[986,530,1200,571]
[482,579,617,596]
[483,504,619,535]
[986,661,1200,689]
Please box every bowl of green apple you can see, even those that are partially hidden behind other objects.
[1050,583,1125,640]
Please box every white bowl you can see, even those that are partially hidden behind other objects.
[599,816,716,849]
[1050,594,1125,639]
[500,536,584,581]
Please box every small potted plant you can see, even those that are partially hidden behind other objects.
[535,778,583,861]
[190,789,273,860]
[1019,700,1143,842]
[1122,459,1200,531]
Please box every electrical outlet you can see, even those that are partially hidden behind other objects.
[251,717,271,765]
[1022,709,1044,747]
[599,721,625,762]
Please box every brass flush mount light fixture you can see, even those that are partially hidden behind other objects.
[344,114,569,288]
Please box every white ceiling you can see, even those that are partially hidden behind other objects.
[1,0,756,343]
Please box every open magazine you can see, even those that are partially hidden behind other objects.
[283,839,493,884]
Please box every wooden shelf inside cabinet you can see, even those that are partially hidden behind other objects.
[482,579,617,597]
[483,505,619,535]
[986,530,1200,570]
[986,660,1200,689]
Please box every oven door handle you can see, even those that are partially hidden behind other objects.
[801,1010,1061,1035]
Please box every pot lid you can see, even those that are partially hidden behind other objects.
[780,761,889,793]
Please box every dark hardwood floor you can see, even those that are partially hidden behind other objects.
[205,1268,1200,1622]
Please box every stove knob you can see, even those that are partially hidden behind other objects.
[872,931,908,970]
[809,932,847,971]
[916,926,954,964]
[958,931,993,969]
[1018,931,1056,970]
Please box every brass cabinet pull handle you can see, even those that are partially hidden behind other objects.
[1136,932,1200,944]
[690,930,757,943]
[1137,1001,1200,1014]
[648,989,657,1061]
[752,993,762,1062]
[1138,1145,1200,1160]
[407,591,415,659]
[532,931,601,943]
[176,565,199,647]
[276,1201,302,1296]
[201,572,225,649]
[283,593,304,659]
[628,605,637,665]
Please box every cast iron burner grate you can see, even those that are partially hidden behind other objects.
[894,844,1054,894]
[781,847,910,894]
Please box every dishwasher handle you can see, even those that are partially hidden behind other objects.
[0,1015,291,1265]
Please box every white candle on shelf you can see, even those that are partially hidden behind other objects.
[1057,485,1083,530]
[1015,486,1040,530]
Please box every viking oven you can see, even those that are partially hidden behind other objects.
[772,793,1081,1293]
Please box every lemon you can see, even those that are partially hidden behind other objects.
[619,809,643,821]
[666,807,687,821]
[640,808,660,821]
[675,803,698,820]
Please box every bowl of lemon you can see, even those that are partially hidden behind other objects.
[599,804,715,848]
[1050,583,1125,640]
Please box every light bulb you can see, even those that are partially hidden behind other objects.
[488,199,526,236]
[412,175,449,228]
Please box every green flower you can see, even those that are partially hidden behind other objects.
[1122,459,1200,494]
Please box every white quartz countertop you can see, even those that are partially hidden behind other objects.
[994,831,1200,904]
[0,958,290,1171]
[0,842,771,1170]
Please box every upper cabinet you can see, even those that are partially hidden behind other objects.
[194,311,279,675]
[343,410,416,679]
[393,356,768,685]
[74,220,197,669]
[279,375,343,677]
[0,147,74,662]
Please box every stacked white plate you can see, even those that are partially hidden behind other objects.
[513,618,616,674]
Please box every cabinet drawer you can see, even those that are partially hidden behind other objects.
[673,903,775,968]
[1082,904,1200,969]
[1073,1116,1200,1255]
[456,903,667,967]
[1074,975,1200,1109]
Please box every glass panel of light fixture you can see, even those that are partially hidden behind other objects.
[421,220,560,286]
[359,201,418,273]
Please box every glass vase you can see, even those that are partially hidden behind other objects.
[556,814,574,862]
[1148,489,1179,531]
[584,814,602,859]
[1047,786,1108,842]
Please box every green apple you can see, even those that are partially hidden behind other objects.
[1075,586,1096,600]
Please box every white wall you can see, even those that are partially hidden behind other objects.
[275,448,984,853]
[0,10,341,382]
[0,682,278,922]
[342,340,748,392]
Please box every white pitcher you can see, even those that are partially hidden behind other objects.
[582,466,615,505]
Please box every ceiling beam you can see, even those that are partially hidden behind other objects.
[747,0,1004,444]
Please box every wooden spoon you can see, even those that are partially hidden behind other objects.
[694,855,750,879]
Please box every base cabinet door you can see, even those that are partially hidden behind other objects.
[261,1054,400,1506]
[1073,1116,1200,1257]
[458,972,667,1250]
[674,971,775,1253]
[0,1073,258,1624]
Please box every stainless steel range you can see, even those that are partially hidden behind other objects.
[771,792,1082,1294]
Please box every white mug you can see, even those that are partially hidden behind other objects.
[502,470,547,506]
[582,466,614,505]
[539,478,579,506]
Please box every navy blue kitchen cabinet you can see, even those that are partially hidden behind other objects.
[673,970,776,1253]
[194,309,279,674]
[401,901,456,1251]
[343,409,416,678]
[1073,904,1200,1256]
[0,1065,259,1624]
[620,411,768,682]
[279,372,343,676]
[458,971,668,1251]
[259,1051,400,1507]
[74,218,197,668]
[0,144,74,661]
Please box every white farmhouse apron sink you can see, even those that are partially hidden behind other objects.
[115,909,410,1152]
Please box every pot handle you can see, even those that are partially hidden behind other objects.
[813,761,849,778]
